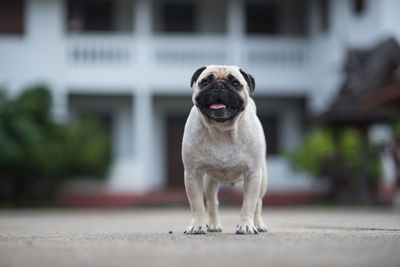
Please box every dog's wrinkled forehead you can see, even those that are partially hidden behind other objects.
[199,65,242,83]
[191,65,256,95]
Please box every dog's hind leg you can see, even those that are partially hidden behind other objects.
[254,163,268,232]
[204,175,223,232]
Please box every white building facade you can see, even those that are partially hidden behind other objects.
[1,0,400,193]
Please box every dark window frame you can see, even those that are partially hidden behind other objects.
[0,0,25,35]
[259,115,279,156]
[245,2,279,35]
[160,1,196,33]
[353,0,366,16]
[67,0,114,32]
[320,0,330,32]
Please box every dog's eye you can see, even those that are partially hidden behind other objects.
[200,80,209,87]
[232,80,240,87]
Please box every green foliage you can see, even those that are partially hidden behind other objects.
[391,116,400,138]
[0,86,111,204]
[338,129,362,169]
[288,128,381,178]
[287,127,382,202]
[287,129,335,176]
[60,119,111,177]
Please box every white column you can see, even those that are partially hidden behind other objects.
[109,0,155,192]
[132,0,156,190]
[227,0,245,66]
[133,91,152,159]
[135,0,152,68]
[26,0,67,121]
[108,90,153,192]
[129,89,155,191]
[133,0,153,161]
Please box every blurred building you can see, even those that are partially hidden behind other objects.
[1,0,400,197]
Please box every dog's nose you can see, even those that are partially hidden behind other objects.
[214,82,225,91]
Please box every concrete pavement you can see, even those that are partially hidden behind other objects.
[0,207,399,267]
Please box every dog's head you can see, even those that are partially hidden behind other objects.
[190,65,255,123]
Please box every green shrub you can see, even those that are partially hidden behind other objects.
[0,86,111,205]
[288,129,335,176]
[287,127,382,202]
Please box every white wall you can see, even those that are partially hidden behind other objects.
[380,0,400,42]
[0,0,63,92]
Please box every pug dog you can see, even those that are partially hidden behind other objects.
[182,65,268,235]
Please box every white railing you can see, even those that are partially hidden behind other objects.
[244,37,309,68]
[66,35,309,69]
[66,34,135,67]
[150,35,228,66]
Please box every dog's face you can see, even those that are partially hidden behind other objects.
[190,65,256,123]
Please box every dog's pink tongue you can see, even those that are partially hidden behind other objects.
[210,104,226,110]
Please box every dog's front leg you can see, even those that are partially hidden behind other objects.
[204,175,222,232]
[236,171,262,234]
[184,170,207,234]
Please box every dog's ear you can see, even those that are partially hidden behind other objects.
[190,66,207,88]
[239,68,256,95]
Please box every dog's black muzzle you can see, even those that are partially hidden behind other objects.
[195,83,245,122]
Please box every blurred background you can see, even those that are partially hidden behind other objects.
[0,0,399,208]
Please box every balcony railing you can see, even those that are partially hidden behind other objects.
[67,34,135,66]
[66,34,309,69]
[151,35,228,66]
[245,37,308,68]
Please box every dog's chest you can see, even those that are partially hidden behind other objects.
[205,143,243,166]
[197,140,249,181]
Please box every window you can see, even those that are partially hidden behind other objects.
[0,0,24,34]
[320,0,330,32]
[161,2,195,32]
[68,0,113,32]
[246,2,278,35]
[259,116,279,155]
[353,0,365,15]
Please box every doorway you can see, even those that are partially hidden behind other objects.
[166,115,187,188]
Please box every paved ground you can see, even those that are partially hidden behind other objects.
[0,207,399,267]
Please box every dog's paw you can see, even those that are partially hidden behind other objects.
[236,224,259,235]
[184,225,207,235]
[254,224,268,232]
[207,224,223,233]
